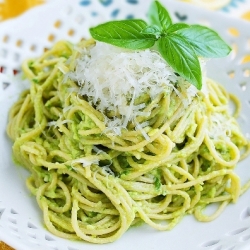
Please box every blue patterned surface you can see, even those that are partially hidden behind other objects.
[79,0,189,21]
[99,0,113,6]
[79,0,248,20]
[79,0,91,6]
[222,0,246,12]
[79,0,140,19]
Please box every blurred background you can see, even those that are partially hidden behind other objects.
[0,0,249,21]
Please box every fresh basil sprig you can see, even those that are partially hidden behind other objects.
[89,1,231,90]
[89,19,156,50]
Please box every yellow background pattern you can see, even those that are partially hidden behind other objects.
[0,0,44,21]
[0,0,249,249]
[241,10,250,20]
[0,242,14,250]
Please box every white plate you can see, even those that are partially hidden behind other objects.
[0,1,250,250]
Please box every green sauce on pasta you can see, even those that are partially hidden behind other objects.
[6,39,250,244]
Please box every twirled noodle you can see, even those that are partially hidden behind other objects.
[7,40,250,243]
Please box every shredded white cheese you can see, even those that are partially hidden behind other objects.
[68,42,179,135]
[71,158,99,168]
[47,117,73,128]
[68,42,205,136]
[208,113,233,140]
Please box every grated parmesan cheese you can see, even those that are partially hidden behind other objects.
[68,42,205,136]
[208,113,233,140]
[71,158,100,168]
[47,117,73,128]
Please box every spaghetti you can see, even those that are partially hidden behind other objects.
[7,39,249,243]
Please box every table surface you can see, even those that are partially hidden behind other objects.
[0,0,250,249]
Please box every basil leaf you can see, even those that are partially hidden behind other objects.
[141,25,161,37]
[166,23,189,33]
[177,25,232,57]
[147,1,161,28]
[148,1,172,30]
[158,35,202,89]
[90,19,156,50]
